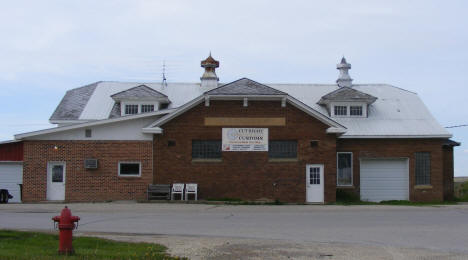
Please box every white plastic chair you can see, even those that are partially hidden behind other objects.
[171,183,185,200]
[185,183,198,201]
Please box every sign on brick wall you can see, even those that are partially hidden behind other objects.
[222,128,268,151]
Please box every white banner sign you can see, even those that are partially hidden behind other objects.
[222,128,268,151]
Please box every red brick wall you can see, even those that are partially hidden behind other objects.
[20,103,453,203]
[337,139,446,202]
[23,141,152,202]
[154,100,337,203]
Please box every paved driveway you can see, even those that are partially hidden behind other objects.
[1,203,468,255]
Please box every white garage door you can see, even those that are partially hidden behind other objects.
[0,162,23,203]
[360,158,409,202]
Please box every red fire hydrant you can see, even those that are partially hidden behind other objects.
[52,206,80,255]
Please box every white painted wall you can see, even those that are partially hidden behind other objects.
[27,116,158,140]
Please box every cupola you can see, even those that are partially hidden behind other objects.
[336,57,353,88]
[200,53,219,89]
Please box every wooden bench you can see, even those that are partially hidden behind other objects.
[147,184,171,200]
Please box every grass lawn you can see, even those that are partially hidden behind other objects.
[0,230,180,260]
[455,180,468,202]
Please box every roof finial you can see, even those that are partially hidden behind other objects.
[341,56,347,64]
[336,56,353,88]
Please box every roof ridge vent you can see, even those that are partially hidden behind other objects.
[336,57,353,88]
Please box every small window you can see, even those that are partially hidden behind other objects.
[334,106,347,116]
[310,140,319,147]
[350,106,363,116]
[85,129,92,138]
[159,103,169,110]
[118,162,141,177]
[192,140,221,159]
[337,152,352,186]
[309,167,321,185]
[141,104,154,113]
[269,140,297,159]
[52,165,64,182]
[415,152,430,185]
[125,104,138,115]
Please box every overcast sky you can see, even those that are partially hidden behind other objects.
[1,1,467,176]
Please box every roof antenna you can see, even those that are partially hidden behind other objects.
[162,60,168,87]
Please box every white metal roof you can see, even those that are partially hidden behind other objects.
[79,81,202,120]
[33,80,452,139]
[268,83,451,138]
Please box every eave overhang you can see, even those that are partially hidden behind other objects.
[15,109,175,140]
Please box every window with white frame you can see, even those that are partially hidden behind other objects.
[350,106,363,116]
[141,104,154,113]
[331,103,366,118]
[118,162,141,177]
[334,105,347,116]
[124,104,138,115]
[337,152,352,186]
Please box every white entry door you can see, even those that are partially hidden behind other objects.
[306,164,324,203]
[47,162,66,201]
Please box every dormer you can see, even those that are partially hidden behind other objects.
[317,57,377,118]
[318,87,377,118]
[111,85,170,116]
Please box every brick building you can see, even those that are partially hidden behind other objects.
[14,55,459,203]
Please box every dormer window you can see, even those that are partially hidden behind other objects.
[141,104,155,113]
[350,106,363,116]
[111,85,171,117]
[159,103,169,110]
[125,104,138,115]
[317,86,377,118]
[331,103,365,117]
[334,106,347,116]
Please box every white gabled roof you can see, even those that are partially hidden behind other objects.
[40,79,451,139]
[268,83,451,138]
